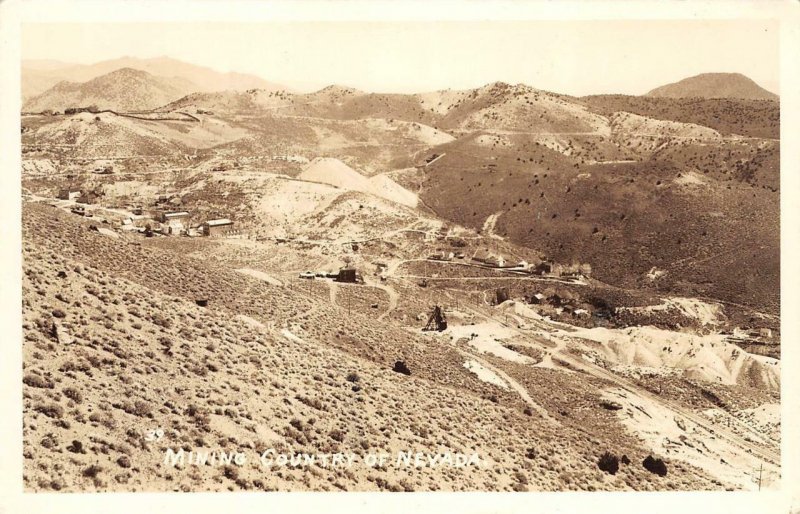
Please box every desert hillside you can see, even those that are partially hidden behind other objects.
[645,73,778,101]
[22,56,283,103]
[23,68,197,113]
[22,202,779,492]
[20,63,781,493]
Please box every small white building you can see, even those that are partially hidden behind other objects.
[530,293,545,304]
[57,189,81,201]
[202,218,234,236]
[159,211,190,223]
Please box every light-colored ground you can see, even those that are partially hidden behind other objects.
[617,297,725,326]
[602,388,779,491]
[234,268,284,286]
[557,325,779,390]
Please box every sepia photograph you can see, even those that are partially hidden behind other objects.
[2,0,799,512]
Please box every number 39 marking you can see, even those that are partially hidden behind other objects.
[144,428,165,442]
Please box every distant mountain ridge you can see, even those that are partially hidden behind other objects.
[646,73,778,101]
[21,56,285,102]
[161,80,608,134]
[23,67,197,112]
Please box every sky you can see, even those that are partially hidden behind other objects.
[22,20,780,96]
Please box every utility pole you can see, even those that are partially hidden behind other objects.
[758,463,763,491]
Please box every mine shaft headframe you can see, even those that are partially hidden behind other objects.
[424,305,448,332]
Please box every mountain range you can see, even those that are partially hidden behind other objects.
[20,60,780,312]
[23,58,778,114]
[21,56,286,105]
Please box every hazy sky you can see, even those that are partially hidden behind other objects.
[22,20,780,96]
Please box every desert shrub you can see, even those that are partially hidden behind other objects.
[296,395,325,411]
[63,387,83,403]
[392,361,411,375]
[35,402,64,419]
[151,312,172,329]
[23,374,53,389]
[52,309,66,319]
[643,455,667,476]
[598,452,619,475]
[346,372,360,383]
[621,454,630,465]
[599,400,622,411]
[67,440,86,454]
[40,433,59,449]
[700,388,727,409]
[82,464,103,478]
[116,400,153,418]
[222,465,239,481]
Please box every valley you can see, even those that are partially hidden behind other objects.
[21,63,780,492]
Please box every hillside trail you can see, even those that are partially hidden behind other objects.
[369,280,398,321]
[328,281,338,306]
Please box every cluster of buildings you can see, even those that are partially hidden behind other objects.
[59,187,237,239]
[424,246,592,280]
[471,249,592,279]
[526,291,589,317]
[299,267,362,283]
[471,249,512,268]
[121,209,236,238]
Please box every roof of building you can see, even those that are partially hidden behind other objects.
[205,218,233,227]
[164,211,190,218]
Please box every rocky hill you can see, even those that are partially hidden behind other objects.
[418,122,779,314]
[22,57,284,102]
[645,73,778,101]
[23,68,197,113]
[158,81,609,135]
[582,95,779,139]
